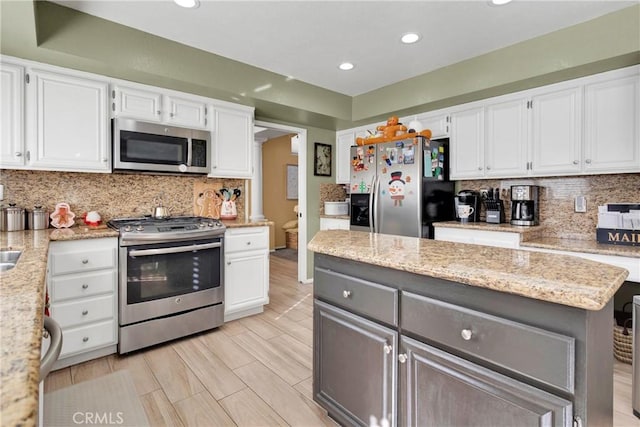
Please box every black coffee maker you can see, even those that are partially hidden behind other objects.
[510,185,540,226]
[454,190,481,222]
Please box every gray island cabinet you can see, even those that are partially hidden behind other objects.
[308,230,629,427]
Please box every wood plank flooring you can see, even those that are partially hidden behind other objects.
[45,254,640,426]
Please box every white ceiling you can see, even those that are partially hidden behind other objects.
[53,0,636,97]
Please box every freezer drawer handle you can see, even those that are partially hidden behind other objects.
[461,328,473,341]
[342,290,351,299]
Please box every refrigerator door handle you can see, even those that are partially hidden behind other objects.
[368,176,375,233]
[373,176,380,233]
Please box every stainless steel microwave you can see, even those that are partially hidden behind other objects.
[112,118,210,174]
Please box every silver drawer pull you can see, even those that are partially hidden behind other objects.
[246,241,251,245]
[81,259,89,264]
[82,284,88,289]
[342,290,351,298]
[461,329,473,341]
[398,354,407,363]
[82,336,89,342]
[383,344,393,354]
[82,310,88,316]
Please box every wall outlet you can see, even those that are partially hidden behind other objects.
[575,195,587,213]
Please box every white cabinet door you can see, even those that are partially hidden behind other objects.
[0,62,25,167]
[584,75,640,173]
[530,86,582,176]
[28,69,110,172]
[320,217,350,230]
[225,250,269,320]
[336,131,354,184]
[164,95,209,129]
[112,85,162,122]
[421,113,450,139]
[450,107,484,179]
[485,97,529,178]
[210,106,253,178]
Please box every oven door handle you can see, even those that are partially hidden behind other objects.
[129,241,222,257]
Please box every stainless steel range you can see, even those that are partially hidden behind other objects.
[107,216,225,354]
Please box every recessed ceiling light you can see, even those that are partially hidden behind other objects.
[490,0,512,5]
[401,33,421,44]
[339,62,354,71]
[174,0,199,8]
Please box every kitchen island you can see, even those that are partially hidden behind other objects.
[308,230,629,426]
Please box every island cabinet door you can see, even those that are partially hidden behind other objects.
[313,299,397,427]
[399,335,573,427]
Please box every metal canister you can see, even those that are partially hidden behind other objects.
[1,204,25,231]
[27,205,49,230]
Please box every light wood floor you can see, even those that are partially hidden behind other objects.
[45,255,639,426]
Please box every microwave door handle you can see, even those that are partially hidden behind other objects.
[129,241,221,257]
[187,138,193,166]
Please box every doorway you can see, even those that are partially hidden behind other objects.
[254,120,308,284]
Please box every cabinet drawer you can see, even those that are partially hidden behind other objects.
[225,227,268,253]
[401,291,575,394]
[59,320,116,358]
[50,270,116,302]
[49,238,117,276]
[314,267,398,326]
[51,295,115,328]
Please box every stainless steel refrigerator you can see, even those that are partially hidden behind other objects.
[349,136,455,238]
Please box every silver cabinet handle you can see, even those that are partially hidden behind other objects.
[246,241,251,245]
[170,112,174,118]
[478,167,483,171]
[585,159,591,164]
[398,354,407,363]
[486,166,491,170]
[461,329,473,341]
[343,290,351,298]
[82,284,88,289]
[573,160,579,165]
[15,152,22,157]
[227,261,231,265]
[102,158,108,163]
[82,337,89,342]
[81,259,89,264]
[383,344,393,354]
[157,110,161,115]
[82,310,88,316]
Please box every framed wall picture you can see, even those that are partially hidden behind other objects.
[314,143,332,176]
[286,164,298,200]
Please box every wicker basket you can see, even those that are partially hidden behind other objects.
[613,319,633,364]
[285,228,298,250]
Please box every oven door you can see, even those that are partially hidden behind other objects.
[119,238,223,325]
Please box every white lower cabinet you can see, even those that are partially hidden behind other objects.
[47,238,118,369]
[224,226,270,321]
[319,217,350,230]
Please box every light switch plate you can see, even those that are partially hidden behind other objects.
[575,195,587,213]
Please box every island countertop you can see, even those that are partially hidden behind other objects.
[308,230,629,311]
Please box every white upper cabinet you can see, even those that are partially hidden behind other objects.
[112,85,209,129]
[0,62,25,168]
[210,105,254,178]
[450,106,484,179]
[420,112,450,139]
[27,68,110,172]
[484,96,529,178]
[583,74,639,173]
[530,86,583,176]
[336,130,355,184]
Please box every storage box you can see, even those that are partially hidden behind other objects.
[596,228,640,246]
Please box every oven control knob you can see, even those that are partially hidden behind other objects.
[136,225,144,231]
[208,221,215,227]
[124,225,132,232]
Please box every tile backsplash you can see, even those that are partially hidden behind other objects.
[459,173,640,240]
[0,170,245,221]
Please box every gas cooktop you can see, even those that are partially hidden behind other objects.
[108,216,226,245]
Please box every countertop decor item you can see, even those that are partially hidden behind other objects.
[50,203,75,228]
[82,211,102,227]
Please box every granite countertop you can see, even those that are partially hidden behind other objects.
[434,221,638,258]
[222,219,274,228]
[308,230,629,311]
[0,226,119,427]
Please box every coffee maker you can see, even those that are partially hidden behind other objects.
[510,185,540,226]
[454,190,481,222]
